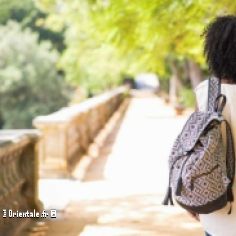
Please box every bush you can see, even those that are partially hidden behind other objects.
[0,21,69,128]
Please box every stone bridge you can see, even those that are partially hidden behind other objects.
[0,87,204,236]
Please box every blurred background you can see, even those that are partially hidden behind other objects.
[0,0,235,235]
[1,0,231,129]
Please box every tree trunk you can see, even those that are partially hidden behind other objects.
[187,60,204,89]
[169,60,182,104]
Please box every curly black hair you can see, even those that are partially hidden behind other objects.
[204,15,236,81]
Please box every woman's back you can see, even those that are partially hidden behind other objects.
[195,80,236,236]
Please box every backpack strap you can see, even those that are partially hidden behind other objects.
[207,77,221,112]
[224,121,235,202]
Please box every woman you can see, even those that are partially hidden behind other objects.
[194,15,236,236]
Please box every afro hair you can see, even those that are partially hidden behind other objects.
[204,15,236,81]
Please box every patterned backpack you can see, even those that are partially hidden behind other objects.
[163,77,235,214]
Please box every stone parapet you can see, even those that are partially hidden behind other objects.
[0,130,41,235]
[33,87,128,177]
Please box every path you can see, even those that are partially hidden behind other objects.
[36,92,204,236]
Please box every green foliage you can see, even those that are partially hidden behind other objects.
[0,21,69,128]
[35,0,236,91]
[0,0,32,24]
[24,10,65,52]
[0,0,65,52]
[35,0,131,91]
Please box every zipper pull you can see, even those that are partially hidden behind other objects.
[227,185,234,214]
[162,186,174,205]
[228,202,232,214]
[175,177,183,196]
[227,186,234,202]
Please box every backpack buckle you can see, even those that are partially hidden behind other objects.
[214,94,226,114]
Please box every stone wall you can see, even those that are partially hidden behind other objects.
[0,130,41,235]
[34,87,128,177]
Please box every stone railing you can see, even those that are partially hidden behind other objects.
[0,130,41,235]
[34,87,128,177]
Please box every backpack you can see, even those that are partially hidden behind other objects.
[163,77,235,214]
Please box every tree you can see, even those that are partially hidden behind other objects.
[0,0,65,52]
[0,21,69,128]
[35,0,236,95]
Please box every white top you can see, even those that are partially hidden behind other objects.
[195,80,236,236]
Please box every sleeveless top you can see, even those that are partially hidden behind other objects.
[195,80,236,236]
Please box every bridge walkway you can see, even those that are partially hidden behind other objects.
[36,92,204,236]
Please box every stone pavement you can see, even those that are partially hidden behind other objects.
[37,92,204,236]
